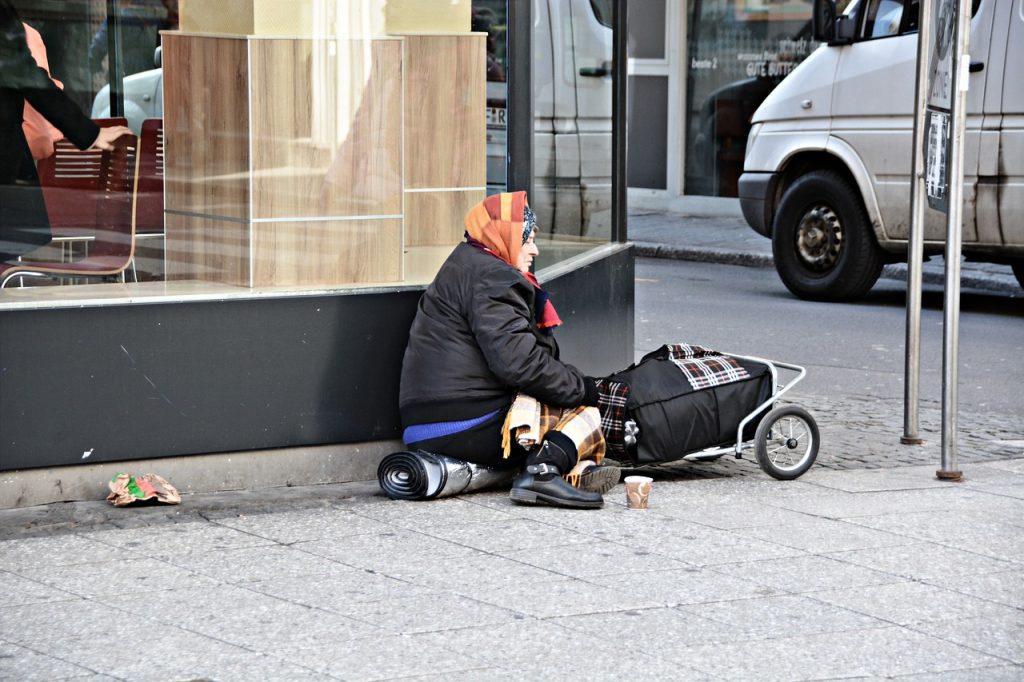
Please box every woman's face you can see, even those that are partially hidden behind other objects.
[517,230,539,273]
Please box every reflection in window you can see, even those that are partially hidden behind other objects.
[2,0,617,309]
[685,0,818,197]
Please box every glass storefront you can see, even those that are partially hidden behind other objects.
[533,0,615,268]
[1,0,617,309]
[684,0,818,196]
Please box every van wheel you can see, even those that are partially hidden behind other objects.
[1012,263,1024,290]
[772,171,884,301]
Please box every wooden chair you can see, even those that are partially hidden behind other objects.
[35,118,129,253]
[135,118,164,239]
[0,132,139,288]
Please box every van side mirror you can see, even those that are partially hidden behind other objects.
[153,45,162,68]
[812,0,855,44]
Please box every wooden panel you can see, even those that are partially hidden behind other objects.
[403,35,486,189]
[251,219,401,287]
[403,189,484,247]
[164,213,250,287]
[250,39,403,220]
[385,0,471,33]
[163,34,250,220]
[179,0,254,34]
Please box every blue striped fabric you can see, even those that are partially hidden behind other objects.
[403,408,503,446]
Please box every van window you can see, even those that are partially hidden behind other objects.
[862,0,915,37]
[860,0,981,38]
[590,0,614,27]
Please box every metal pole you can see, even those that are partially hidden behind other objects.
[612,0,628,243]
[902,0,933,446]
[937,0,971,480]
[105,0,124,117]
[506,0,533,196]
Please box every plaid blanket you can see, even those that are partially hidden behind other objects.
[651,343,751,391]
[502,394,605,465]
[594,378,630,455]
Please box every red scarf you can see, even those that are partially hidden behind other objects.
[523,271,563,331]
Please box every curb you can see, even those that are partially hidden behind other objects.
[634,242,1023,296]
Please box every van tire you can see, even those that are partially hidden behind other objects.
[772,171,884,301]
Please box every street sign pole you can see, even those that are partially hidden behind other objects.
[902,0,934,446]
[937,0,971,481]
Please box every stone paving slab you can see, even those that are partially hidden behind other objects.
[208,508,396,544]
[708,554,906,594]
[161,543,360,585]
[1,460,1021,680]
[411,619,711,681]
[825,541,1017,581]
[845,510,1024,565]
[0,641,98,681]
[11,556,219,599]
[923,569,1024,611]
[0,569,79,607]
[585,566,781,606]
[658,626,1006,680]
[810,580,1024,627]
[911,613,1024,665]
[246,571,442,610]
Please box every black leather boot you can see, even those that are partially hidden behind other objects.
[510,462,604,509]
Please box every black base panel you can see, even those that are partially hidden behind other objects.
[0,247,634,471]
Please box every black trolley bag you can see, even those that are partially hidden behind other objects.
[599,344,819,479]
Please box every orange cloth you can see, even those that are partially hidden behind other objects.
[463,191,529,269]
[21,22,64,161]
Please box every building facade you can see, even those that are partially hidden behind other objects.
[627,0,819,205]
[0,0,632,506]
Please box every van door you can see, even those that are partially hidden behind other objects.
[994,0,1024,245]
[829,0,996,242]
[972,0,1012,245]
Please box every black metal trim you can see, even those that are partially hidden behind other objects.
[105,0,124,117]
[506,0,532,194]
[612,0,628,242]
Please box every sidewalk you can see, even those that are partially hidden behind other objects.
[0,208,1021,680]
[1,460,1022,680]
[627,208,1024,296]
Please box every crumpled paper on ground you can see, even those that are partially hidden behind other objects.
[106,473,181,506]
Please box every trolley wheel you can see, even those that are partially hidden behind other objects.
[754,406,819,480]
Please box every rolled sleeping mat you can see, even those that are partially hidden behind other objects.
[377,450,516,501]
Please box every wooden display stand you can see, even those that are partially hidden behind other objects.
[162,26,484,287]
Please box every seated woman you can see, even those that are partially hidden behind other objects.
[399,192,619,509]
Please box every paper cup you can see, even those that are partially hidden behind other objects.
[624,475,653,509]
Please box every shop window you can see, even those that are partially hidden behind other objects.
[3,0,616,310]
[532,0,615,254]
[684,0,819,197]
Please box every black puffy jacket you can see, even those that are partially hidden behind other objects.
[400,242,592,426]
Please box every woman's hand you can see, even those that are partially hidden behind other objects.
[89,125,133,150]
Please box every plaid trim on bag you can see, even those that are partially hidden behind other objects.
[644,343,751,391]
[671,355,750,390]
[594,378,630,455]
[658,343,714,360]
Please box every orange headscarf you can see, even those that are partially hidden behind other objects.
[463,191,530,269]
[463,191,562,332]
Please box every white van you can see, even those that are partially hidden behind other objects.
[738,0,1023,300]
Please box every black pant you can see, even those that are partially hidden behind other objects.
[407,409,579,473]
[407,410,525,470]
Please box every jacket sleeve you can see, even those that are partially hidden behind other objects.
[0,6,99,150]
[468,276,588,407]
